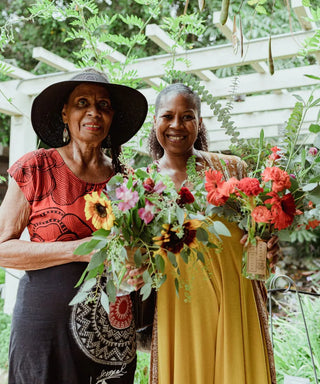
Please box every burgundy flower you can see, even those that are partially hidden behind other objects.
[177,187,195,206]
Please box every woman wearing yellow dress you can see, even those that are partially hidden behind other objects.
[146,83,277,383]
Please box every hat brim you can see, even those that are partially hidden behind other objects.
[31,79,148,148]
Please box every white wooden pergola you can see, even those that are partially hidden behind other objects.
[1,4,319,313]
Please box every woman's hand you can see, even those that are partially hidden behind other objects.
[126,265,147,291]
[266,235,280,273]
[124,246,148,291]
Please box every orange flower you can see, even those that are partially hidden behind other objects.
[219,177,239,196]
[265,192,296,230]
[269,146,281,162]
[308,201,314,209]
[306,219,320,230]
[251,206,272,223]
[84,192,115,230]
[205,169,229,206]
[238,177,263,196]
[262,167,291,192]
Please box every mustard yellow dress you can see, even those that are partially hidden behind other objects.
[150,153,275,384]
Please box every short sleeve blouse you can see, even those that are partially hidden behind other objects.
[8,148,110,243]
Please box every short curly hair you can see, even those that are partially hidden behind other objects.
[148,83,208,160]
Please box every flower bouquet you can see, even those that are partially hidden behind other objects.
[71,163,229,312]
[204,114,320,281]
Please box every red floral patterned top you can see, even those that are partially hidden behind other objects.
[8,148,110,243]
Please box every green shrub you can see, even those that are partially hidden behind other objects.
[0,298,11,370]
[0,268,5,284]
[271,293,320,383]
[134,351,150,384]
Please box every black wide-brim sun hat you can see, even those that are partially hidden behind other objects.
[31,70,148,148]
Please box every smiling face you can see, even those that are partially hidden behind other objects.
[154,91,202,157]
[61,83,114,147]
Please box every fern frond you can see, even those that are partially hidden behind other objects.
[119,15,144,29]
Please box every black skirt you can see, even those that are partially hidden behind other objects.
[9,263,137,384]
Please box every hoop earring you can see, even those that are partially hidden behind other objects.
[63,124,70,143]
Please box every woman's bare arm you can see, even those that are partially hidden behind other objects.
[0,179,91,270]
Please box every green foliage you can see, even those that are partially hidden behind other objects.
[300,6,320,57]
[271,293,320,383]
[0,298,11,370]
[0,268,5,284]
[134,351,150,383]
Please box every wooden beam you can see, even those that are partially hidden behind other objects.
[96,41,165,87]
[0,80,32,115]
[291,0,317,31]
[207,122,315,151]
[203,107,318,132]
[200,89,320,117]
[0,60,35,79]
[128,30,316,79]
[146,24,217,81]
[139,64,320,102]
[32,47,77,71]
[15,71,80,96]
[95,42,126,63]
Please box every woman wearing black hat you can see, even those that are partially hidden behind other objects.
[0,69,148,384]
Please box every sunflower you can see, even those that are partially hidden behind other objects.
[153,219,201,256]
[84,192,115,230]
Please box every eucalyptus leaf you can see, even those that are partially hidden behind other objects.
[92,228,110,237]
[213,221,231,237]
[142,269,153,284]
[176,206,185,226]
[69,290,88,306]
[81,277,97,292]
[302,183,318,192]
[174,278,180,297]
[86,264,104,280]
[159,275,167,287]
[168,251,178,268]
[121,246,127,260]
[207,242,218,248]
[134,248,142,267]
[189,213,206,220]
[180,248,189,263]
[74,239,100,255]
[87,250,107,271]
[155,253,165,273]
[196,227,209,242]
[308,185,320,204]
[106,279,117,303]
[140,282,152,301]
[74,267,89,288]
[197,251,205,263]
[100,290,110,314]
